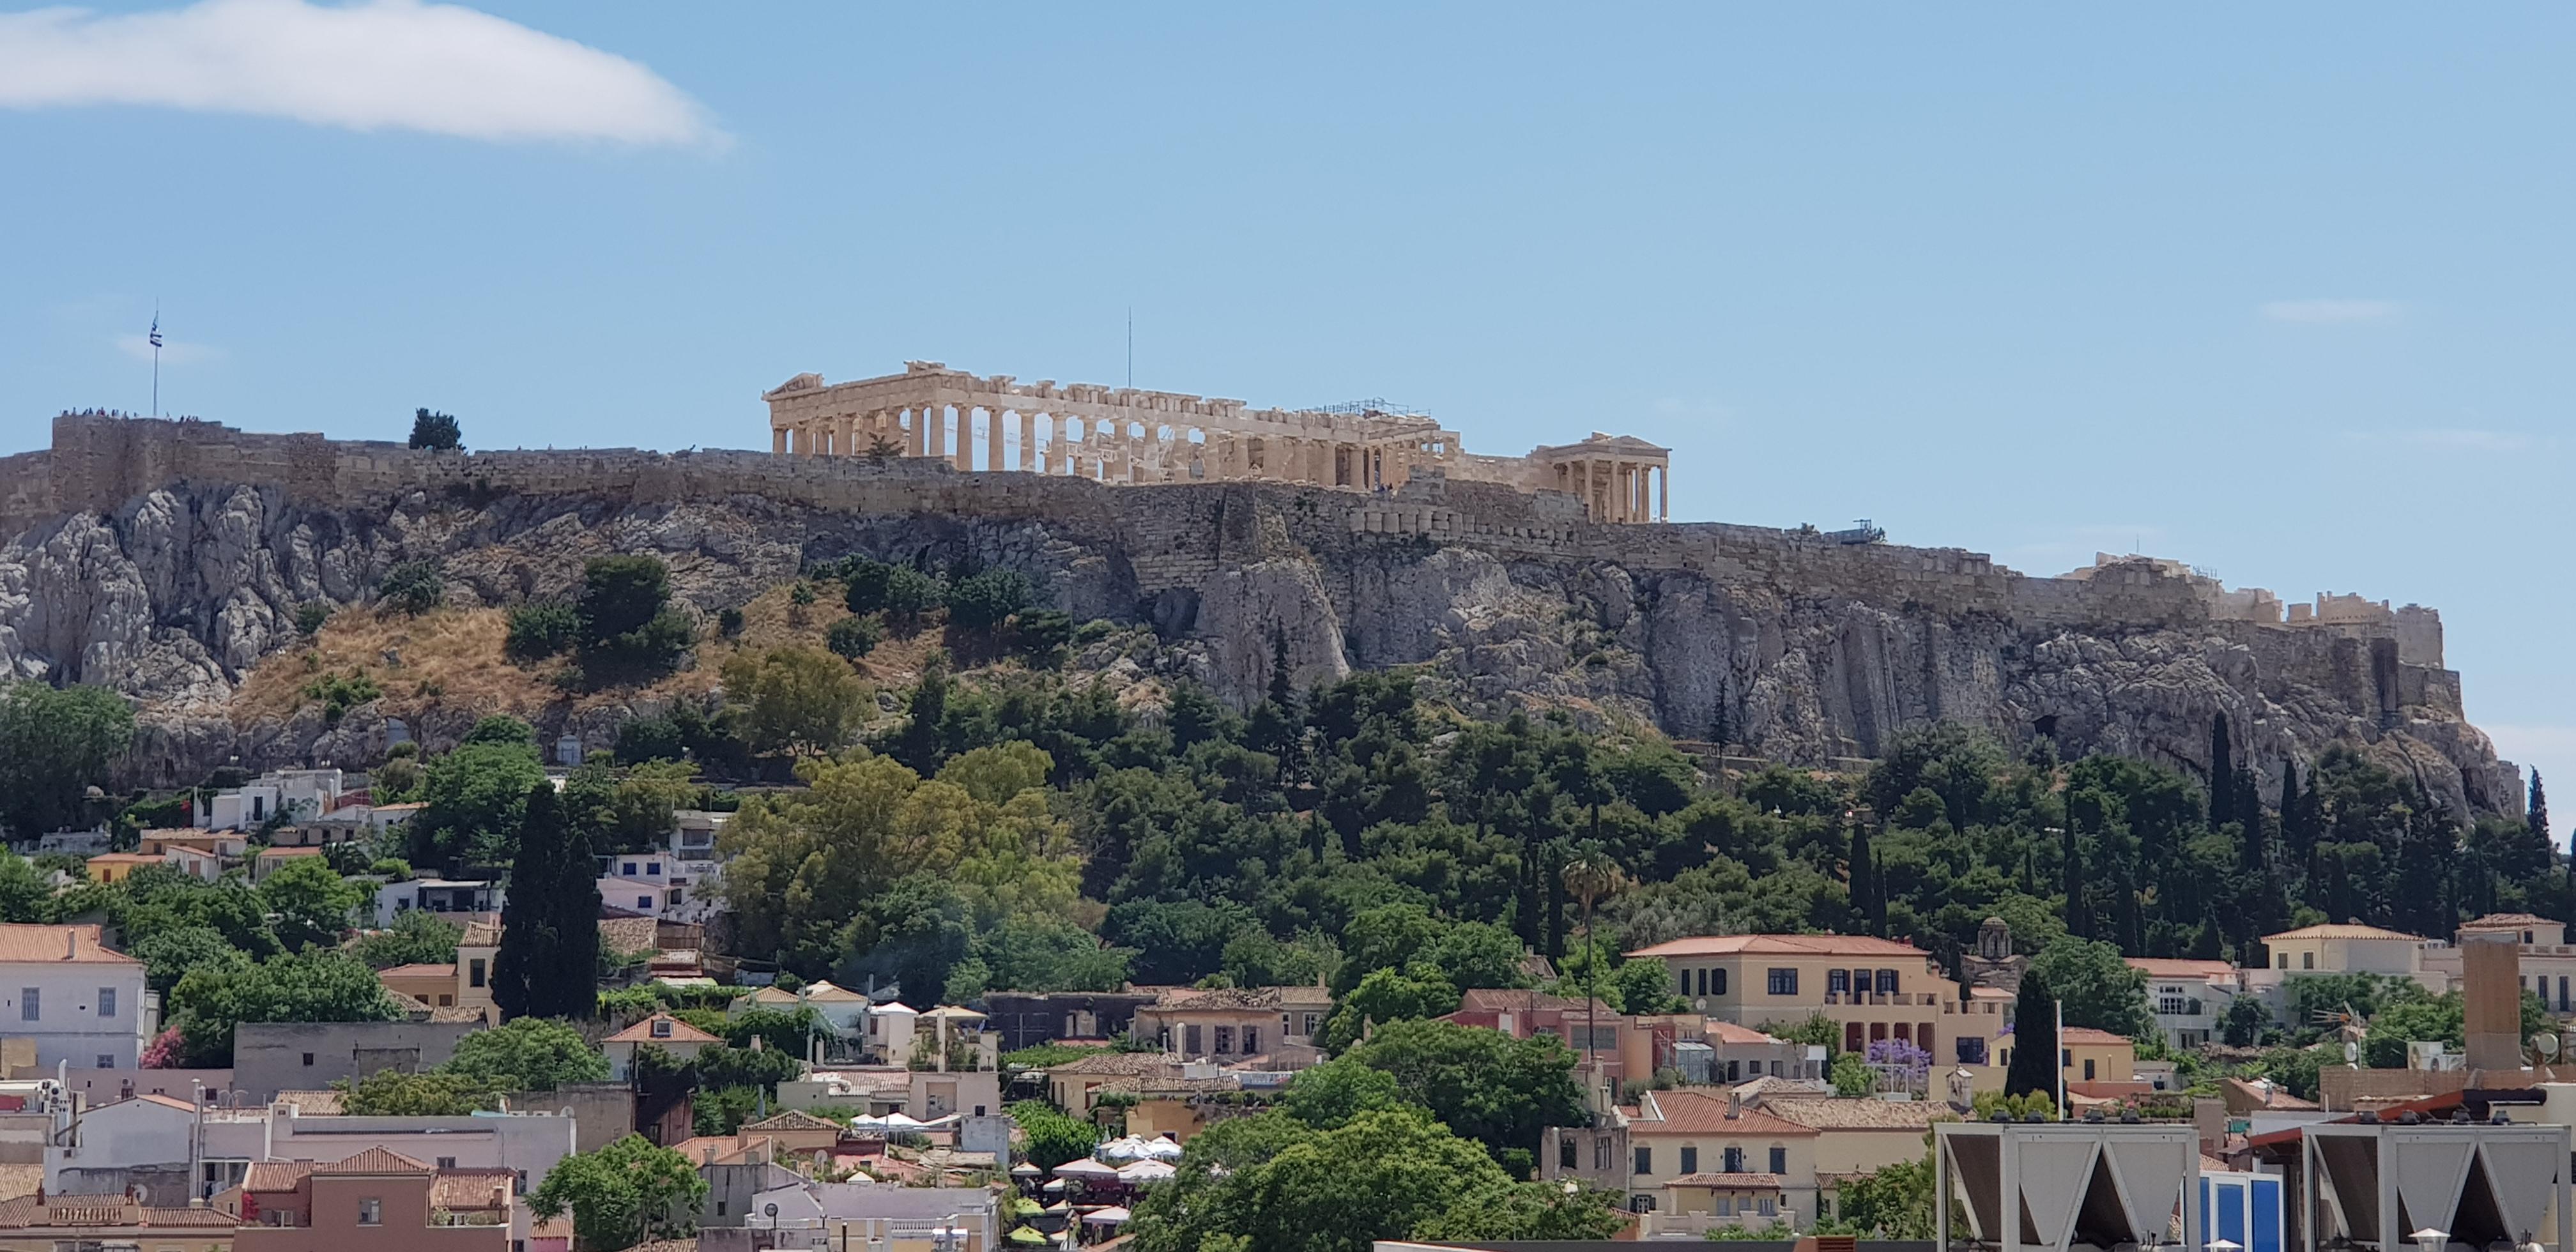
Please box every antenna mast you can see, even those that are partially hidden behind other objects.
[150,305,164,416]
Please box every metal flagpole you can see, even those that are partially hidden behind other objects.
[150,308,163,416]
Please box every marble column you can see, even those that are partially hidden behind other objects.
[1657,464,1669,521]
[772,427,788,455]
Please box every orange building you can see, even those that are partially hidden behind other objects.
[233,1147,510,1252]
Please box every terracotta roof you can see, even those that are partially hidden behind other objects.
[1666,1172,1786,1189]
[0,1164,38,1202]
[1050,1052,1183,1077]
[2461,912,2556,930]
[459,920,502,947]
[378,963,457,979]
[257,846,326,858]
[0,1195,238,1228]
[2223,1077,2319,1111]
[1453,988,1614,1016]
[0,924,141,965]
[2262,923,2425,943]
[245,1160,321,1191]
[1705,1021,1784,1046]
[2058,1027,2135,1046]
[117,1093,197,1113]
[1627,933,1931,959]
[742,1109,841,1131]
[598,916,660,952]
[86,853,163,864]
[606,1012,719,1044]
[1631,1090,1818,1136]
[429,1168,517,1209]
[316,1146,433,1175]
[1757,1096,1950,1130]
[429,1005,489,1023]
[2126,958,2237,981]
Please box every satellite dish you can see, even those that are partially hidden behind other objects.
[2531,1032,2560,1058]
[2343,1042,2361,1064]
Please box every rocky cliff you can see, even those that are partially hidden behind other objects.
[0,414,2523,821]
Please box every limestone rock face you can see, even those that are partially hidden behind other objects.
[0,481,2518,823]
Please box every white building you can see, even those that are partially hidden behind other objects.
[744,1180,998,1252]
[371,880,505,928]
[46,1092,579,1203]
[0,925,154,1071]
[196,768,348,831]
[2126,958,2244,1050]
[601,838,725,925]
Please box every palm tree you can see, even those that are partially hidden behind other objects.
[1561,841,1628,1097]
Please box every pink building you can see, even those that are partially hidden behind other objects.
[233,1147,510,1252]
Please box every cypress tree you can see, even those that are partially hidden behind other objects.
[2209,713,2235,828]
[1848,821,1876,936]
[2531,770,2553,871]
[493,782,600,1021]
[2062,818,2087,940]
[2005,968,2058,1105]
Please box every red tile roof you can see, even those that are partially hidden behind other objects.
[0,924,141,965]
[245,1160,321,1191]
[1627,934,1931,959]
[378,963,457,979]
[429,1169,516,1209]
[2125,958,2236,981]
[2262,923,2425,942]
[1705,1021,1784,1046]
[2059,1027,2135,1046]
[315,1147,432,1175]
[605,1012,719,1044]
[1631,1090,1818,1136]
[1666,1172,1786,1189]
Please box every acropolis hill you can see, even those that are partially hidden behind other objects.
[0,367,2522,821]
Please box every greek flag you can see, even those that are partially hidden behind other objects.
[149,314,162,350]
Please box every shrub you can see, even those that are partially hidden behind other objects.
[302,671,381,725]
[717,606,744,637]
[841,559,894,613]
[575,556,694,683]
[1012,609,1075,661]
[505,601,579,662]
[292,602,333,636]
[880,567,945,627]
[377,561,444,615]
[947,570,1032,632]
[825,615,884,662]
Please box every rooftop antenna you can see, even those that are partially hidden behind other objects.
[149,305,163,416]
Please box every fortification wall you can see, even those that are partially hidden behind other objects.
[12,413,2442,668]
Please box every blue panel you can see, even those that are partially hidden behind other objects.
[2250,1177,2283,1252]
[2201,1179,2213,1244]
[2218,1181,2247,1246]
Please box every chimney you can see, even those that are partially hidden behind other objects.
[2461,931,2525,1073]
[1726,1090,1742,1120]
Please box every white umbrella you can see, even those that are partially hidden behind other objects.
[881,1112,928,1129]
[1082,1206,1132,1225]
[1117,1159,1176,1183]
[1054,1158,1121,1179]
[1142,1136,1184,1161]
[1096,1135,1149,1162]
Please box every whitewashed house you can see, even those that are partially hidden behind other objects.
[0,925,154,1070]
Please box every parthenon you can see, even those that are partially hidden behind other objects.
[763,361,1673,523]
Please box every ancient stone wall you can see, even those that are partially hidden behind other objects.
[13,412,2444,671]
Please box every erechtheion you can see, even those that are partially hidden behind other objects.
[764,360,1671,523]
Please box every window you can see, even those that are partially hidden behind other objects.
[1678,968,1691,995]
[302,1052,316,1066]
[470,959,487,989]
[358,1198,381,1226]
[1560,1138,1577,1170]
[438,995,454,1007]
[1680,1147,1698,1174]
[636,896,652,910]
[98,988,116,1018]
[1826,969,1850,995]
[1765,968,1797,996]
[1243,1027,1261,1054]
[650,1018,673,1039]
[1768,1146,1787,1174]
[2301,952,2314,970]
[1876,968,1899,995]
[1758,1196,1777,1217]
[2276,952,2288,969]
[1717,1196,1735,1216]
[2060,1049,2072,1069]
[1713,968,1726,996]
[1593,1136,1611,1171]
[1722,1146,1744,1173]
[715,1202,726,1218]
[19,988,34,1021]
[1634,1146,1652,1177]
[1301,1012,1321,1036]
[436,1156,456,1169]
[1213,1026,1235,1055]
[2158,995,2188,1015]
[622,862,638,875]
[2084,1058,2097,1080]
[1184,1025,1203,1055]
[645,862,661,876]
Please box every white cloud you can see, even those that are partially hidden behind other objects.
[2260,298,2400,324]
[2340,428,2538,452]
[114,333,222,365]
[0,0,721,148]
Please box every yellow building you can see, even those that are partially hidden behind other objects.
[2260,922,2426,976]
[1621,1091,1820,1225]
[1627,933,2007,1065]
[85,853,164,885]
[1970,1025,2137,1093]
[378,963,461,1008]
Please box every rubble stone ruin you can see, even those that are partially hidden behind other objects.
[763,360,1674,524]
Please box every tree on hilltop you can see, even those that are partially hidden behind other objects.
[409,408,463,452]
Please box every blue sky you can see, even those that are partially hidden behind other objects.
[2,3,2568,833]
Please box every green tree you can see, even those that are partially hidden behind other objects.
[348,910,462,969]
[1827,1152,1947,1239]
[2221,994,2270,1047]
[1831,1050,1875,1097]
[445,1017,612,1092]
[1338,1018,1583,1165]
[574,556,695,683]
[825,613,884,661]
[493,782,600,1021]
[1278,1058,1404,1130]
[339,1067,496,1115]
[377,560,445,615]
[408,408,463,451]
[166,948,401,1067]
[527,1134,709,1252]
[2004,969,2058,1107]
[0,683,134,836]
[1126,1106,1512,1252]
[412,743,546,867]
[2025,937,2153,1038]
[1008,1099,1100,1170]
[721,645,867,757]
[947,570,1032,632]
[259,855,364,950]
[1411,1182,1626,1242]
[505,601,579,661]
[1319,968,1459,1053]
[128,925,252,996]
